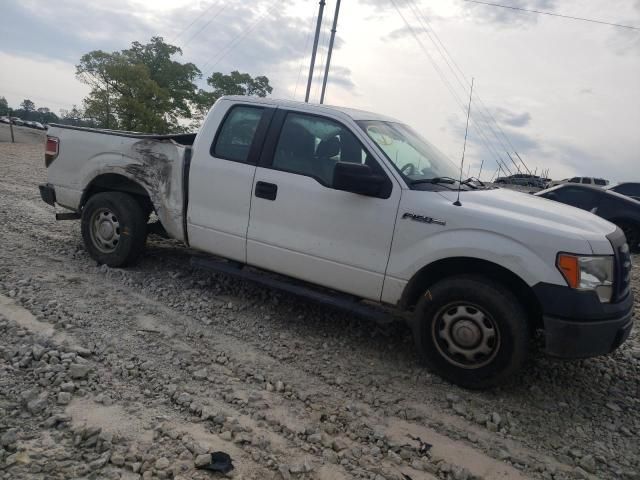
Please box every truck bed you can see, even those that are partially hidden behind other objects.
[45,124,194,242]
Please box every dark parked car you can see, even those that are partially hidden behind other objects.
[536,184,640,251]
[608,182,640,202]
[495,173,547,188]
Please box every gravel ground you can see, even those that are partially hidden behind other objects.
[0,131,638,480]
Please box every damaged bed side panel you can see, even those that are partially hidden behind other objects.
[120,139,187,242]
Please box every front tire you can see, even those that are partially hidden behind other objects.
[413,275,530,389]
[81,192,147,267]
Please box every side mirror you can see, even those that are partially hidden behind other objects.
[333,162,386,197]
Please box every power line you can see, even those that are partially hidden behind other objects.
[406,0,528,174]
[294,8,318,100]
[390,0,513,174]
[181,3,228,49]
[462,0,640,31]
[171,1,222,43]
[201,4,278,77]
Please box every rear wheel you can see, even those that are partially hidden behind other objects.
[413,275,530,389]
[81,192,147,267]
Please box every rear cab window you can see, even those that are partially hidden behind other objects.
[211,106,264,163]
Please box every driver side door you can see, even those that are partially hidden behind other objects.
[246,110,401,301]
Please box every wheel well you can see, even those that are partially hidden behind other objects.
[400,257,543,329]
[608,217,640,229]
[82,174,153,215]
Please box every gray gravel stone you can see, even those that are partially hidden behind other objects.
[69,363,92,379]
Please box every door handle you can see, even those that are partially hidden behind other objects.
[255,181,278,200]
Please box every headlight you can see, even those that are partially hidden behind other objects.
[557,254,614,303]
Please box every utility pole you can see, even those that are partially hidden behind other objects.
[320,0,341,104]
[8,108,15,143]
[305,0,326,103]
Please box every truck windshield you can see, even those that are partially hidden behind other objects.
[358,120,459,184]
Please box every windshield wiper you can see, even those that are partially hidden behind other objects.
[410,176,458,186]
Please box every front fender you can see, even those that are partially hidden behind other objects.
[382,228,579,305]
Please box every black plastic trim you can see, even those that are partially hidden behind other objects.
[533,282,633,321]
[182,146,192,246]
[191,256,397,324]
[39,183,56,206]
[543,313,633,358]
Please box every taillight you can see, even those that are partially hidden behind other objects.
[45,136,59,167]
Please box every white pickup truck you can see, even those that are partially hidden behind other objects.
[39,96,634,388]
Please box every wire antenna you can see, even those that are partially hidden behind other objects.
[454,77,474,207]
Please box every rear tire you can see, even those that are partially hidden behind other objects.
[81,192,147,267]
[412,275,530,389]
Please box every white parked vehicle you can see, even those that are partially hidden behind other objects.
[550,177,609,187]
[39,96,634,388]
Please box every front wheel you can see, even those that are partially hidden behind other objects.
[81,192,147,267]
[412,275,530,389]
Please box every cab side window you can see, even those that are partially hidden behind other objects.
[212,106,264,163]
[272,112,380,187]
[569,177,580,183]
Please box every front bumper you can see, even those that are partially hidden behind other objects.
[534,283,634,359]
[39,183,56,206]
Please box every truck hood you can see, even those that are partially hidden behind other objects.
[434,187,617,254]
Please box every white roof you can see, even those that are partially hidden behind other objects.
[220,96,400,123]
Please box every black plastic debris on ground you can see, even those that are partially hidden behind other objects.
[195,451,234,474]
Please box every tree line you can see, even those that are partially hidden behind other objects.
[0,96,87,127]
[2,36,272,133]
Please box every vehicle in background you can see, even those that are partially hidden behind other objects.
[535,183,640,251]
[0,116,10,124]
[10,117,24,126]
[549,177,609,188]
[24,121,36,128]
[607,182,640,202]
[38,96,634,389]
[495,173,547,188]
[572,177,608,186]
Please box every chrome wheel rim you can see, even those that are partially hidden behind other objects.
[90,208,120,253]
[432,302,500,369]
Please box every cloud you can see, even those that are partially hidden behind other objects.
[0,0,356,101]
[493,107,531,128]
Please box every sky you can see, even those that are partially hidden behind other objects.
[1,0,639,181]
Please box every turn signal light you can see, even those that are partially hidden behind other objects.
[557,254,579,288]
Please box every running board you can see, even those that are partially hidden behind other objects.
[190,256,396,324]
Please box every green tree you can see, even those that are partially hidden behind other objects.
[77,37,200,133]
[76,37,273,133]
[20,99,36,112]
[192,71,273,126]
[206,71,273,97]
[59,105,84,126]
[0,96,8,115]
